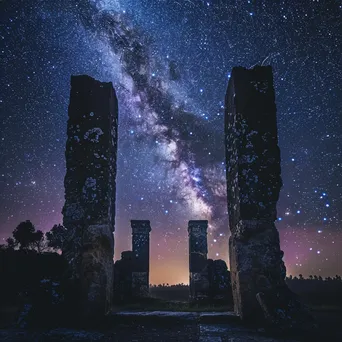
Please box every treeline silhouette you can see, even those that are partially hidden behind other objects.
[150,284,190,301]
[148,277,342,306]
[285,275,342,308]
[1,220,67,254]
[0,221,67,327]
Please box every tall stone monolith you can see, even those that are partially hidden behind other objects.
[225,66,314,330]
[62,75,118,318]
[188,220,209,300]
[131,220,151,297]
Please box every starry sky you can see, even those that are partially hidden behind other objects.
[1,0,341,284]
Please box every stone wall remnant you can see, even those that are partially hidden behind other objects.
[131,220,152,297]
[62,75,118,318]
[113,251,134,302]
[225,66,314,330]
[207,259,231,300]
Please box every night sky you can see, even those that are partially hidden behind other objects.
[1,0,341,284]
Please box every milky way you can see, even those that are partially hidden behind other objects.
[1,0,341,284]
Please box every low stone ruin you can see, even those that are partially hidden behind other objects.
[113,220,152,301]
[188,220,231,301]
[207,259,231,300]
[113,251,134,302]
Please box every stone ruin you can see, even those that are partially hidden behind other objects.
[188,220,231,301]
[188,220,209,300]
[225,66,314,330]
[59,69,314,330]
[114,219,229,302]
[113,251,134,302]
[206,259,231,300]
[131,220,152,297]
[62,75,118,318]
[113,220,152,301]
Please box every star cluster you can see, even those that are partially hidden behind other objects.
[1,0,341,284]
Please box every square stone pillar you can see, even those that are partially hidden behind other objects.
[131,220,151,297]
[224,67,313,329]
[188,220,209,300]
[62,75,118,318]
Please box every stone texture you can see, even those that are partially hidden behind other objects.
[131,220,151,297]
[224,66,313,329]
[188,220,209,300]
[256,288,316,332]
[62,75,118,318]
[207,259,231,300]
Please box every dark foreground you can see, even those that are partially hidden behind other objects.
[1,309,342,342]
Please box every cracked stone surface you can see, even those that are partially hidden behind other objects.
[224,66,314,330]
[62,75,118,318]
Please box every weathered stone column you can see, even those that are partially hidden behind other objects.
[131,220,151,297]
[224,66,313,329]
[62,75,118,318]
[188,220,209,300]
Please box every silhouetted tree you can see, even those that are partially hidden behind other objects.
[12,220,36,250]
[6,237,16,250]
[32,230,46,253]
[11,220,47,253]
[46,224,67,251]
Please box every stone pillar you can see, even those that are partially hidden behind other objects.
[131,220,151,297]
[62,75,118,318]
[224,66,314,329]
[188,220,209,300]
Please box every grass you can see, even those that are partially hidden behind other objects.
[112,297,234,312]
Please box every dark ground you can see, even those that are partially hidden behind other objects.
[1,255,342,341]
[1,306,342,341]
